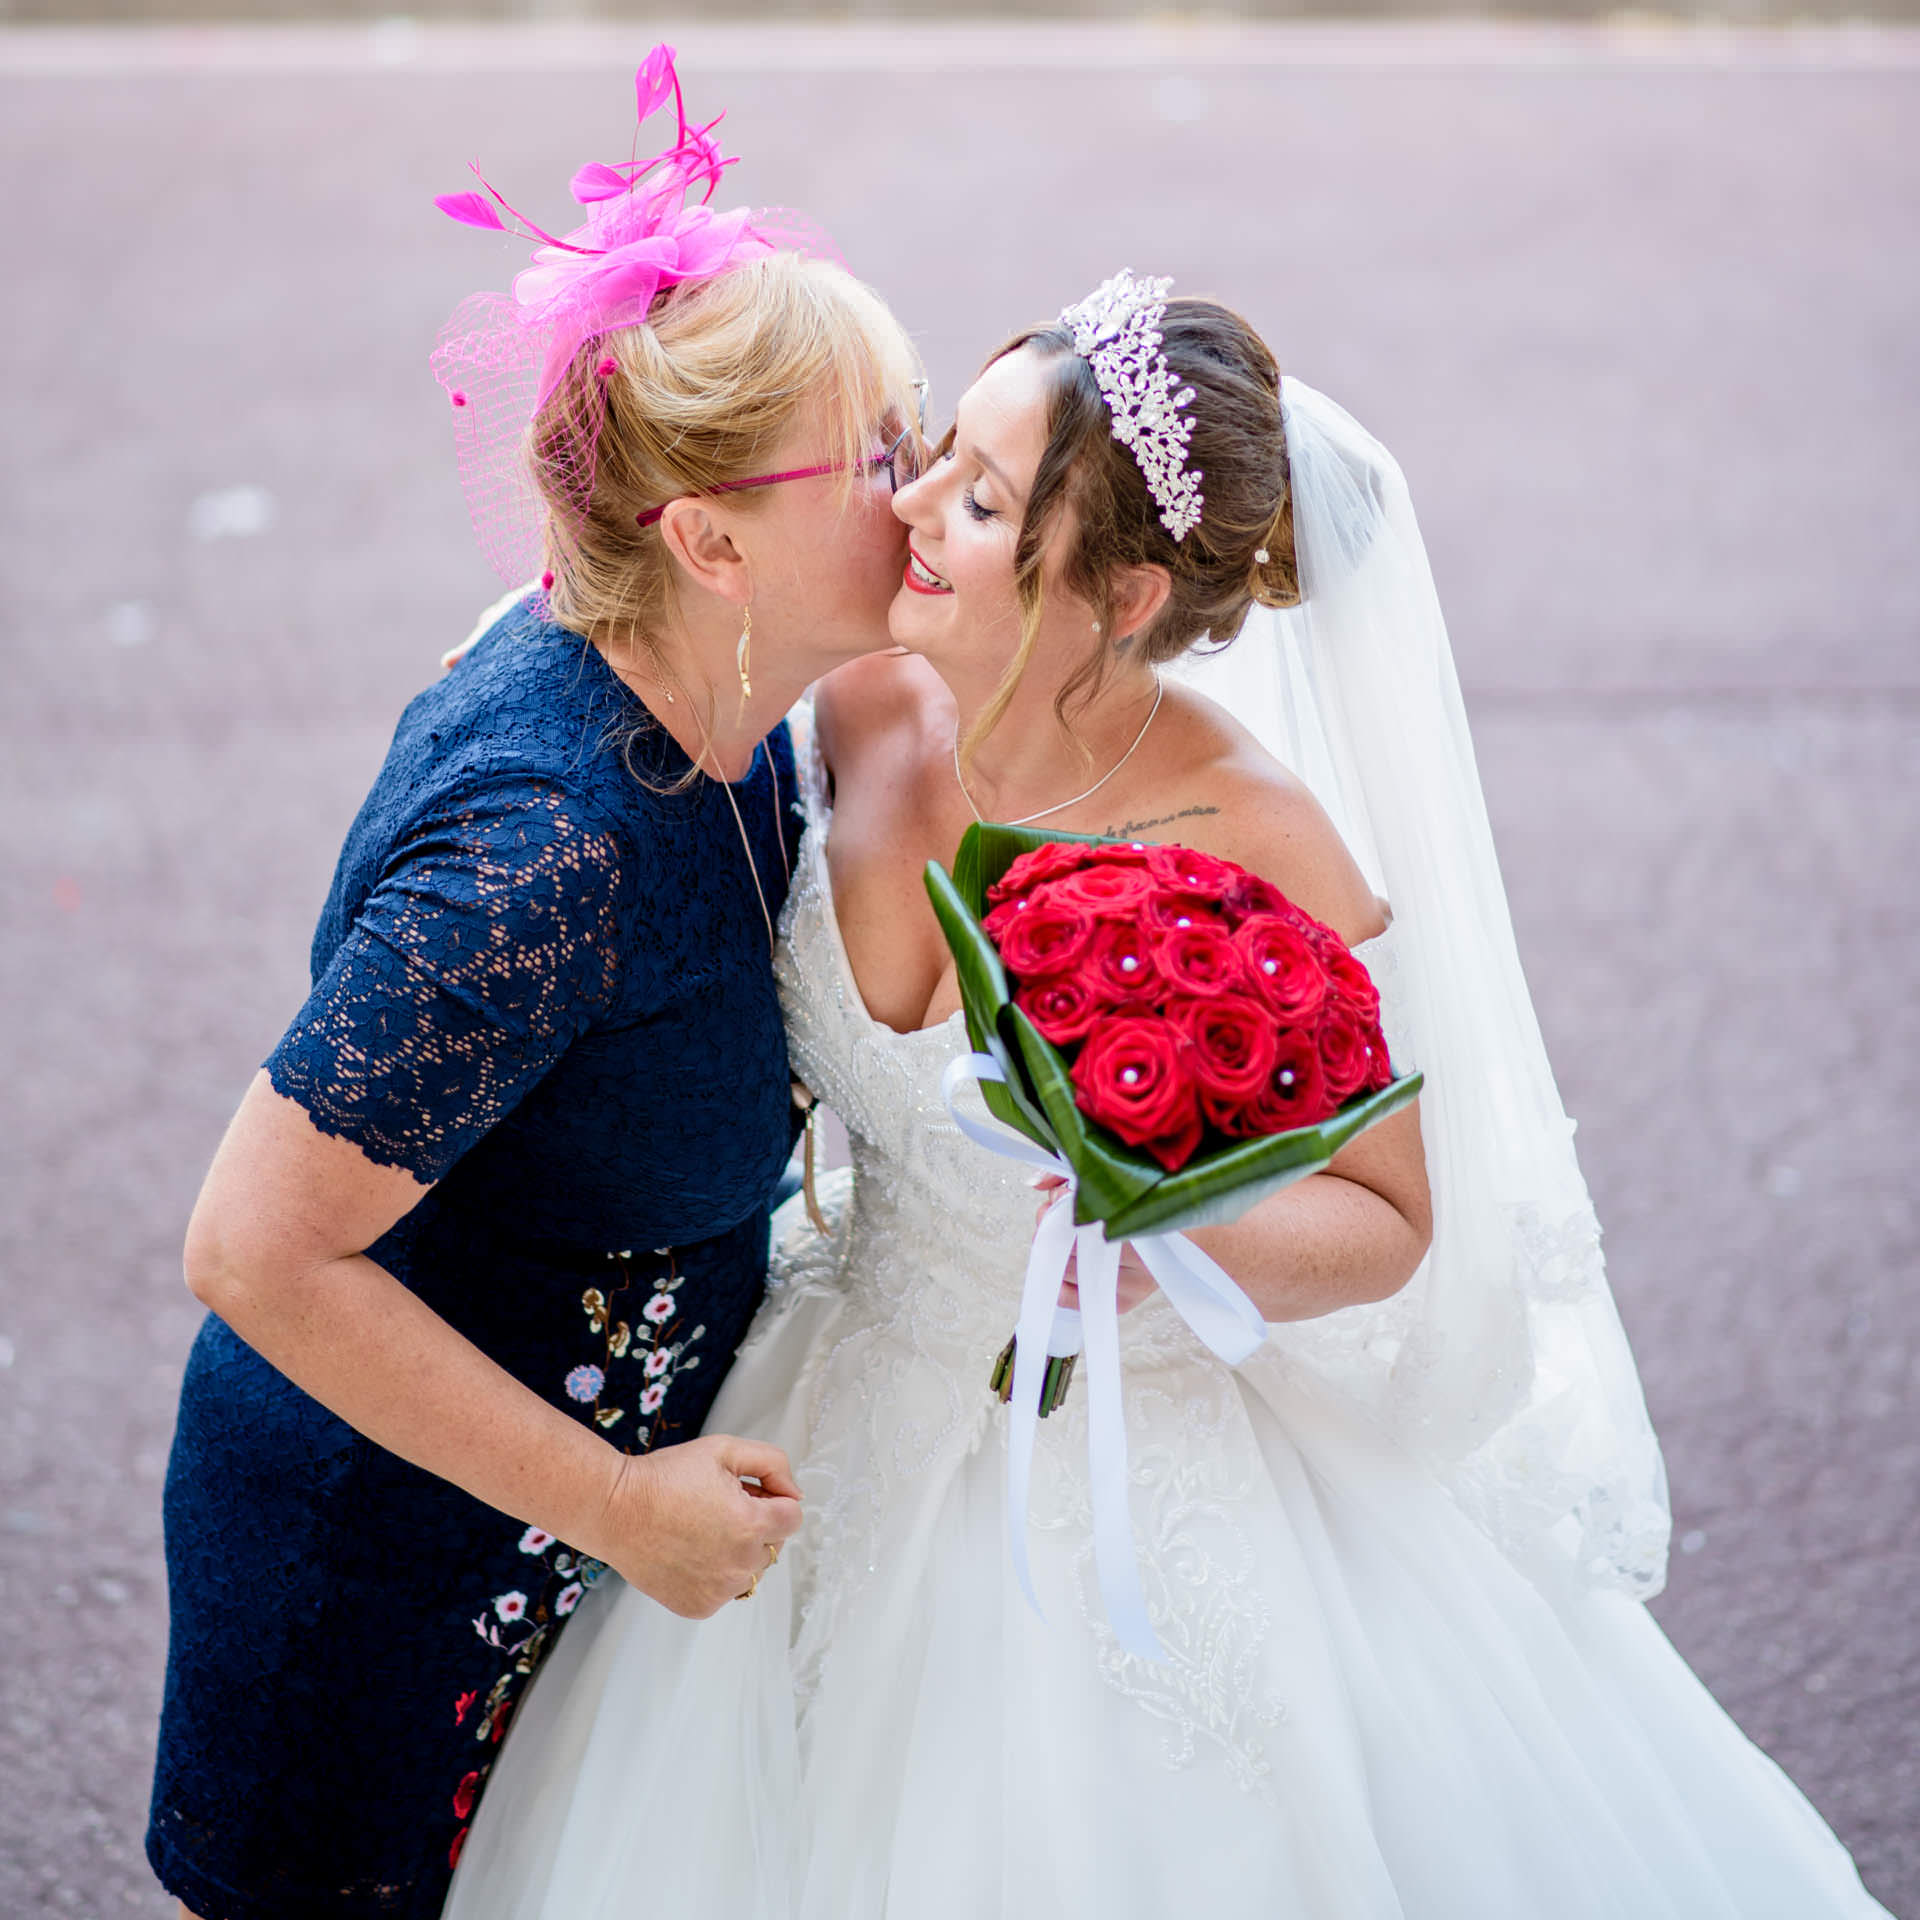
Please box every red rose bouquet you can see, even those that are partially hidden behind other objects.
[929,817,1428,1658]
[986,839,1394,1171]
[927,823,1421,1660]
[926,823,1421,1414]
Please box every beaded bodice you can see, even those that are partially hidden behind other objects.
[771,707,1040,1364]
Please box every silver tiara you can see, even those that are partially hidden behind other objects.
[1059,269,1204,543]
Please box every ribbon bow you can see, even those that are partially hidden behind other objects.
[941,1054,1269,1662]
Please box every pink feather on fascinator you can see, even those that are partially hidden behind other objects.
[429,45,832,586]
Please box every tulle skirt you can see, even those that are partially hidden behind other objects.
[444,1274,1891,1920]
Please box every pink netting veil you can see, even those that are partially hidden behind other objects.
[429,45,836,585]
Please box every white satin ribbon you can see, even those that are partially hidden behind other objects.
[941,1052,1270,1662]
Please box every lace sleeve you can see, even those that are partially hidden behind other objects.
[265,776,635,1183]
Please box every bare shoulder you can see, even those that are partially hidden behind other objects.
[1148,685,1387,947]
[813,652,948,779]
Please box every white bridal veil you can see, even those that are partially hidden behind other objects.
[1173,379,1672,1600]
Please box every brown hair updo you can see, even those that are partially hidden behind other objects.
[961,296,1300,763]
[530,251,921,653]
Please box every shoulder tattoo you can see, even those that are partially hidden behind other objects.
[1099,803,1221,839]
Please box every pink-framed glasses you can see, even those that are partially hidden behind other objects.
[636,381,928,529]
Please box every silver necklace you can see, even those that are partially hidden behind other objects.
[953,677,1164,828]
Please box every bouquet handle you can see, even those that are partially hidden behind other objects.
[941,1054,1269,1663]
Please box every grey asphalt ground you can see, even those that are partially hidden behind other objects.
[1,19,1915,1916]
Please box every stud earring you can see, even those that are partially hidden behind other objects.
[1091,619,1103,634]
[737,604,753,701]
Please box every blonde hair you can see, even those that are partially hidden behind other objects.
[532,252,921,652]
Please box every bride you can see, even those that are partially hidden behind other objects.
[443,274,1891,1917]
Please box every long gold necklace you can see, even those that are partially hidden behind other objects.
[708,746,789,956]
[607,636,787,955]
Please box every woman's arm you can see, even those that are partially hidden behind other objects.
[186,1079,800,1623]
[1063,748,1432,1322]
[1192,754,1432,1312]
[1182,1104,1430,1319]
[1059,1103,1429,1323]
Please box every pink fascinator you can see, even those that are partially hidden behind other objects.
[430,45,829,585]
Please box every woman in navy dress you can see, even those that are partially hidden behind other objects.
[146,61,924,1920]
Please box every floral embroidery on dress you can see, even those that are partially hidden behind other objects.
[572,1248,708,1438]
[444,1246,711,1861]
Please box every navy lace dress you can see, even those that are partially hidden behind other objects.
[147,597,802,1920]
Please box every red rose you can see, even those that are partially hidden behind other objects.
[1235,874,1304,922]
[988,841,1098,903]
[1071,1016,1204,1170]
[1317,997,1374,1104]
[1245,1032,1329,1133]
[986,895,1097,979]
[1144,1103,1203,1172]
[1155,920,1251,999]
[1015,972,1103,1046]
[1232,914,1329,1025]
[1046,863,1160,916]
[1296,908,1350,963]
[449,1826,469,1871]
[1363,1019,1395,1091]
[1145,844,1241,903]
[1142,892,1228,936]
[1085,917,1164,1004]
[1229,874,1271,917]
[1321,945,1382,1024]
[452,1770,481,1820]
[1082,841,1154,868]
[1170,992,1279,1111]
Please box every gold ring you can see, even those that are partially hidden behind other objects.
[766,1541,781,1568]
[735,1571,759,1602]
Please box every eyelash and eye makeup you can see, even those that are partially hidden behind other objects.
[933,444,1000,523]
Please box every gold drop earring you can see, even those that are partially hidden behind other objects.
[736,604,754,702]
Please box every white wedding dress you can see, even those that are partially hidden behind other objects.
[443,714,1891,1920]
